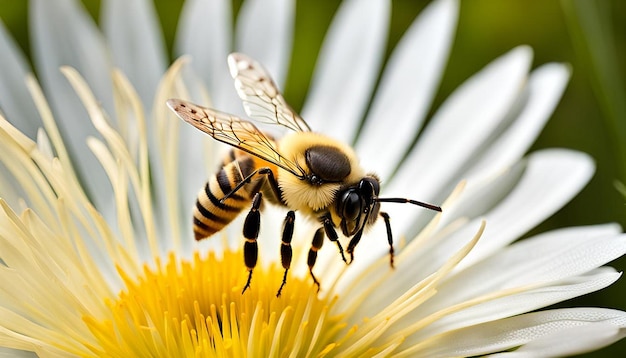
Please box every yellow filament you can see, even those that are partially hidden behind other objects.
[83,249,342,357]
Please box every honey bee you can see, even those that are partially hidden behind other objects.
[167,53,441,296]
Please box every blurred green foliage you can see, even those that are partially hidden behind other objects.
[0,0,624,356]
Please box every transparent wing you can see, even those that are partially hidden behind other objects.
[227,52,312,132]
[167,99,306,179]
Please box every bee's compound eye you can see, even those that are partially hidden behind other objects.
[359,177,380,197]
[340,190,362,221]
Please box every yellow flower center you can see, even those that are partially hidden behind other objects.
[83,249,343,357]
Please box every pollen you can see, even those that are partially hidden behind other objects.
[82,249,344,357]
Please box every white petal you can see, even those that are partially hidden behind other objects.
[235,0,295,89]
[355,0,458,179]
[0,22,41,139]
[382,49,534,242]
[101,0,167,105]
[385,46,532,233]
[457,149,595,269]
[392,149,592,266]
[441,159,526,226]
[340,218,483,319]
[175,0,236,110]
[408,308,626,357]
[419,225,624,315]
[496,323,622,357]
[465,63,571,185]
[345,221,623,325]
[408,269,621,344]
[31,0,114,212]
[300,0,389,142]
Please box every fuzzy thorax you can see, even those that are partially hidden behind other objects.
[277,132,365,216]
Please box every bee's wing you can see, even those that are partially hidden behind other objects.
[228,53,312,133]
[167,99,306,179]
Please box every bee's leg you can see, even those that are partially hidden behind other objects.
[346,206,376,265]
[242,192,262,294]
[322,215,347,264]
[346,229,364,265]
[307,228,325,291]
[276,211,295,297]
[380,212,394,268]
[221,167,282,204]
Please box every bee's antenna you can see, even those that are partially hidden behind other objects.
[375,198,442,212]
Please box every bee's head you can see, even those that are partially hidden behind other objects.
[336,175,381,237]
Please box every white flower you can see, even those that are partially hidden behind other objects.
[0,0,624,356]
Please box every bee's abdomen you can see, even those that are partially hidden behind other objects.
[193,158,253,240]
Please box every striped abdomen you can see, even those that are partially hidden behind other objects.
[193,150,278,240]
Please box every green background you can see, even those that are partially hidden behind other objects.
[1,0,625,356]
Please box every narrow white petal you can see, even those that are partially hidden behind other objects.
[457,149,595,268]
[175,0,236,110]
[407,308,626,357]
[102,0,167,105]
[355,0,458,179]
[0,165,24,210]
[465,63,572,185]
[0,348,36,357]
[0,22,41,139]
[236,0,295,89]
[152,59,206,253]
[36,129,54,160]
[300,0,389,142]
[30,0,114,212]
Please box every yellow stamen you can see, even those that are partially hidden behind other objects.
[83,249,342,357]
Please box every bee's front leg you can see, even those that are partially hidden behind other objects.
[380,212,395,268]
[322,215,347,264]
[346,229,363,265]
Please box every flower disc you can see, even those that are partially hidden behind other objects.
[84,249,342,357]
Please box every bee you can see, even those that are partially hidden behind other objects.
[167,53,441,297]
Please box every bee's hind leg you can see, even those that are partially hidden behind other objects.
[242,192,263,294]
[221,167,282,203]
